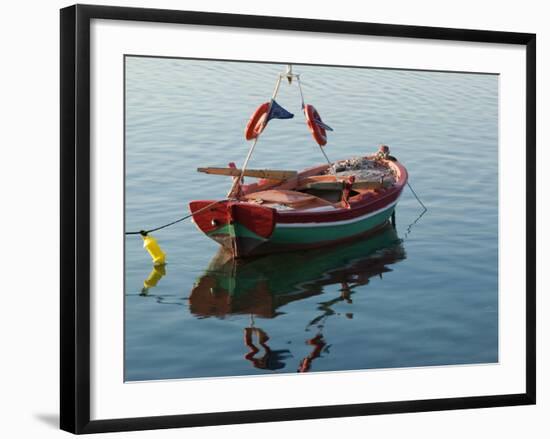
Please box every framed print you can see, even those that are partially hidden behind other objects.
[60,4,536,434]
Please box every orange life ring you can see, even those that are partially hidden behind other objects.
[245,102,270,140]
[304,104,327,146]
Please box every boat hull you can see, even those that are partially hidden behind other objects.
[191,200,397,258]
[190,156,407,258]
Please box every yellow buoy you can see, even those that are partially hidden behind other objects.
[141,232,166,266]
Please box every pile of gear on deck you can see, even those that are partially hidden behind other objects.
[326,145,397,184]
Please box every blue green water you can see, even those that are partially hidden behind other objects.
[124,57,498,381]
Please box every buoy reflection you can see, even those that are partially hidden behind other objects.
[140,263,167,296]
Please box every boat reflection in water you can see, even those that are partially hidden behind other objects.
[189,223,406,373]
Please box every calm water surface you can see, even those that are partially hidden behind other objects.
[124,57,498,381]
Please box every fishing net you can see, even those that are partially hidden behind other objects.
[326,157,396,183]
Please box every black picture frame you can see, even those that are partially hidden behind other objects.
[60,4,536,434]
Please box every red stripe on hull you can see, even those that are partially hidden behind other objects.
[275,187,403,224]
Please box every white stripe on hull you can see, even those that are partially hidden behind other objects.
[276,199,398,228]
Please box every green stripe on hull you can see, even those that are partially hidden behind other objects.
[207,223,267,241]
[206,205,395,246]
[270,206,395,244]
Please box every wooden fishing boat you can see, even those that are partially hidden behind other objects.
[189,65,408,258]
[190,152,407,258]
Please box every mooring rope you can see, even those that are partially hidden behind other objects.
[398,180,427,239]
[127,175,425,237]
[125,199,225,236]
[403,207,427,240]
[407,181,427,212]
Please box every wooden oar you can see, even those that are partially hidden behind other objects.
[197,167,297,181]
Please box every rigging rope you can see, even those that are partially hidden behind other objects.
[297,74,331,165]
[296,74,306,109]
[125,199,225,236]
[227,72,284,197]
